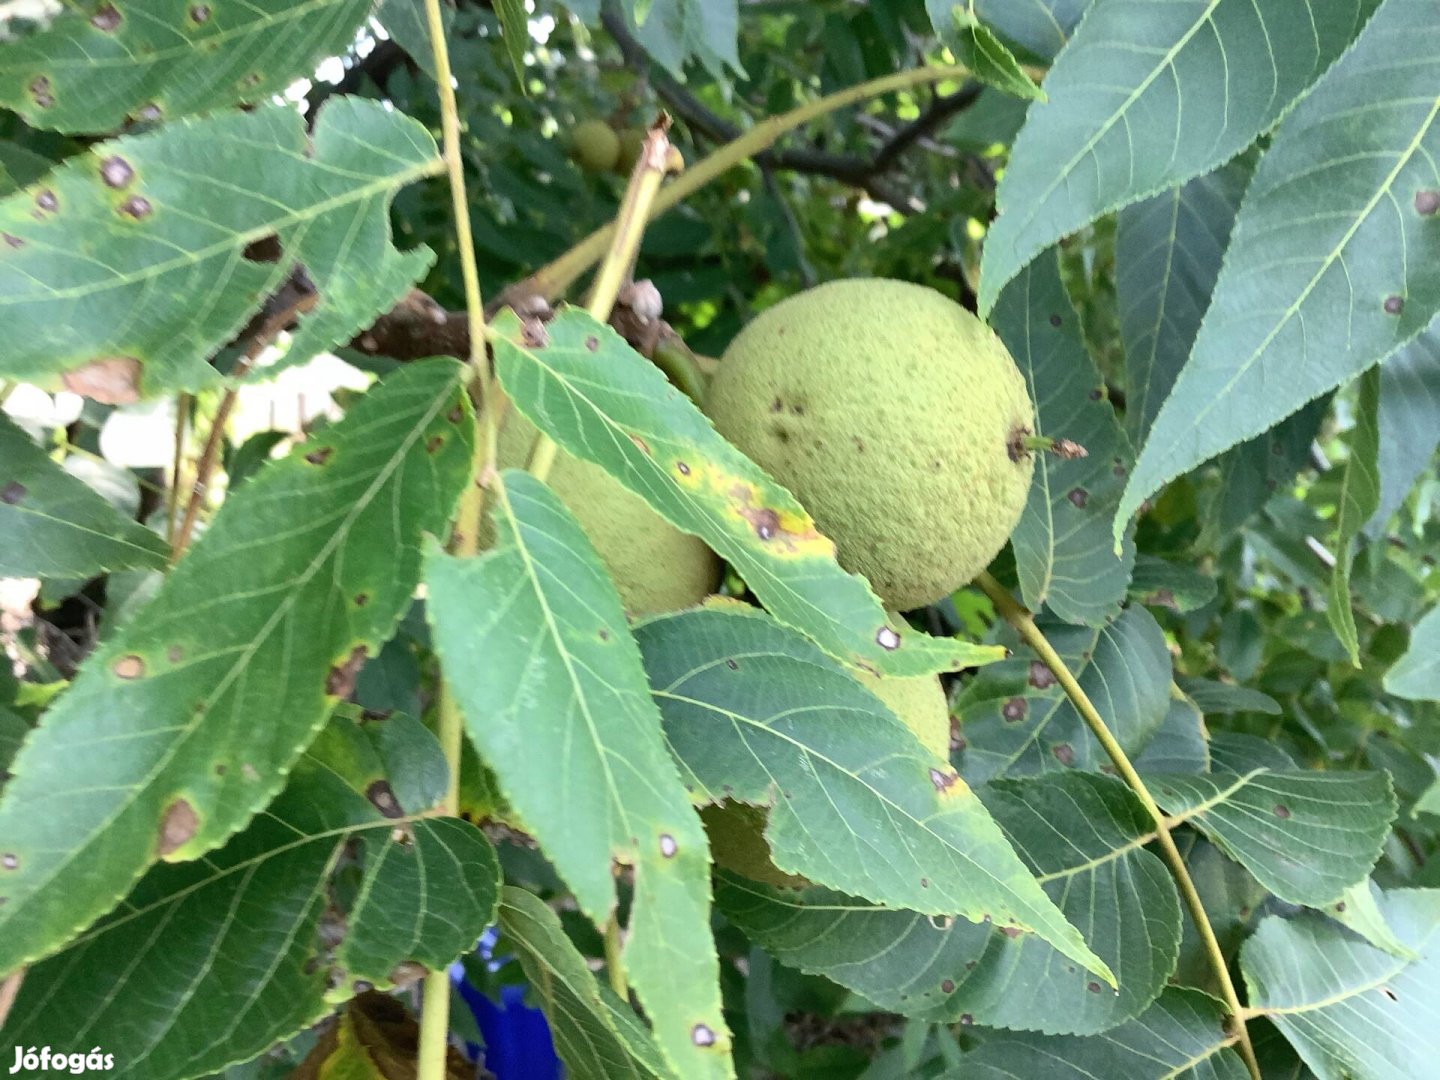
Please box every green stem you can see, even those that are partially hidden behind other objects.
[518,65,968,303]
[418,0,490,1073]
[975,573,1261,1080]
[523,128,670,486]
[604,915,629,1001]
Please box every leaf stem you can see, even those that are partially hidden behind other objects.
[418,0,491,1073]
[511,65,968,304]
[975,572,1260,1080]
[523,123,671,487]
[165,393,189,546]
[604,914,629,1001]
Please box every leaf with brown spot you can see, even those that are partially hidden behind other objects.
[491,307,997,677]
[0,360,472,974]
[0,712,499,1080]
[639,607,1114,988]
[0,99,439,396]
[156,798,198,857]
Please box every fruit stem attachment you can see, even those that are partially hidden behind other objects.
[508,66,968,305]
[975,572,1260,1080]
[418,0,491,1074]
[523,120,673,486]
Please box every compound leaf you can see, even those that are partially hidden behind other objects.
[424,471,731,1080]
[635,606,1114,987]
[0,98,439,397]
[3,711,499,1080]
[0,359,474,974]
[978,0,1372,314]
[1120,0,1440,534]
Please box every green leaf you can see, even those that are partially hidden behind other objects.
[0,359,474,974]
[1150,769,1396,906]
[1128,555,1217,614]
[1243,888,1440,1080]
[1175,677,1281,717]
[1323,880,1418,960]
[1117,157,1254,445]
[1385,604,1440,700]
[424,471,731,1080]
[0,0,373,133]
[377,0,451,81]
[977,0,1373,314]
[928,5,1044,101]
[0,140,54,195]
[494,0,530,87]
[0,704,27,792]
[720,771,1177,1035]
[973,0,1085,62]
[0,411,168,577]
[1119,0,1440,534]
[1327,368,1382,665]
[992,249,1135,625]
[1367,318,1440,534]
[955,605,1172,782]
[635,606,1115,986]
[0,98,439,397]
[624,0,742,81]
[3,712,500,1080]
[497,886,672,1080]
[950,987,1250,1079]
[1132,696,1209,774]
[1196,397,1330,549]
[490,306,991,677]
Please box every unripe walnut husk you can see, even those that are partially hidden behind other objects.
[570,119,621,173]
[705,278,1035,610]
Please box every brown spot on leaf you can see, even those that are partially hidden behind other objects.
[2,233,23,249]
[366,780,403,819]
[929,768,959,793]
[1384,294,1405,315]
[876,626,901,650]
[157,798,198,856]
[1052,743,1075,766]
[1089,388,1103,401]
[1145,588,1177,609]
[1002,696,1027,722]
[691,1024,716,1047]
[1087,981,1102,993]
[62,356,141,404]
[1027,661,1056,689]
[1381,986,1399,1002]
[920,877,929,888]
[1415,190,1440,215]
[1067,487,1089,508]
[133,103,162,122]
[1,853,17,870]
[28,75,54,108]
[166,644,183,663]
[35,189,57,214]
[941,979,955,993]
[676,461,691,476]
[959,1014,973,1025]
[659,834,678,858]
[447,403,464,423]
[1001,926,1023,939]
[305,446,333,465]
[353,593,369,607]
[1272,804,1291,819]
[425,434,444,454]
[100,156,134,188]
[1,482,25,505]
[325,645,367,699]
[585,335,599,352]
[113,654,145,679]
[725,658,739,670]
[629,433,651,455]
[188,3,211,22]
[1334,901,1347,913]
[747,506,781,540]
[91,4,122,30]
[118,194,152,219]
[520,317,549,348]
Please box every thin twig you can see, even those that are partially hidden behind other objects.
[166,393,189,545]
[502,64,969,308]
[975,573,1261,1080]
[417,0,492,1073]
[170,296,315,563]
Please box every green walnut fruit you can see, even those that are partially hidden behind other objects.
[858,670,951,761]
[706,278,1035,610]
[570,119,621,173]
[494,408,720,614]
